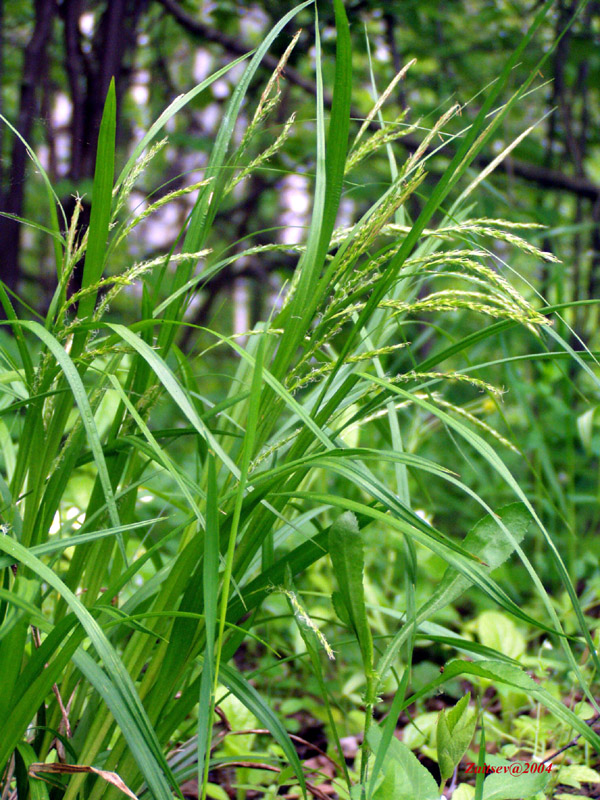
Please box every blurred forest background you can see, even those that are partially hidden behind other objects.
[1,0,599,334]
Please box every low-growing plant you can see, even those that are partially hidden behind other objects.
[0,2,598,799]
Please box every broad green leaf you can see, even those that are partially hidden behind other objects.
[454,787,476,800]
[366,661,412,800]
[482,755,550,799]
[422,503,530,620]
[476,612,526,661]
[367,725,438,800]
[437,693,477,782]
[555,764,600,789]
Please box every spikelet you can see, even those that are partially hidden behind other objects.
[379,290,549,326]
[276,586,335,660]
[92,250,211,321]
[432,395,520,454]
[112,137,169,220]
[395,370,505,399]
[55,194,85,295]
[459,122,540,203]
[227,113,296,193]
[58,250,211,322]
[404,104,461,173]
[249,427,301,473]
[384,220,559,262]
[346,110,412,173]
[333,169,426,281]
[115,179,213,246]
[238,30,302,155]
[287,343,410,392]
[406,250,535,311]
[353,59,416,147]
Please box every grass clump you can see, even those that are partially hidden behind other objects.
[0,2,598,799]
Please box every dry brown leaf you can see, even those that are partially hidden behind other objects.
[28,763,138,800]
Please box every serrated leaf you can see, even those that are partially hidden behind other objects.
[332,589,350,626]
[329,511,373,672]
[437,693,477,782]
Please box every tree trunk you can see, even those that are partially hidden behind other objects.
[0,0,55,296]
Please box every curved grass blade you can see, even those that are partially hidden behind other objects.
[377,503,530,681]
[410,659,600,752]
[17,321,122,550]
[77,79,116,324]
[283,491,572,640]
[107,373,204,522]
[157,0,313,353]
[0,114,65,277]
[115,53,252,192]
[198,453,219,800]
[0,519,163,571]
[16,742,50,800]
[219,663,307,799]
[361,373,600,700]
[0,535,181,800]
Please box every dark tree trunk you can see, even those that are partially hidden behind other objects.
[58,0,147,296]
[0,0,55,296]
